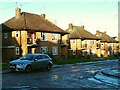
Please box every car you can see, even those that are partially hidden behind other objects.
[9,54,53,73]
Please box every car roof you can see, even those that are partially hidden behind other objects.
[27,53,48,56]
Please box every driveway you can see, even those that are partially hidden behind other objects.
[2,59,120,89]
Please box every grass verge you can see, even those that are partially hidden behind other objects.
[0,63,9,70]
[1,56,119,70]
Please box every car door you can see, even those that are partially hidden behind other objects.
[34,55,44,69]
[41,55,51,68]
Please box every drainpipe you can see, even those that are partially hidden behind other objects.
[60,34,62,60]
[20,30,22,57]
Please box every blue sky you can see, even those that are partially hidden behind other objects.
[0,0,119,37]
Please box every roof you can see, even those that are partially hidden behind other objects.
[95,31,118,43]
[66,26,100,40]
[2,12,67,35]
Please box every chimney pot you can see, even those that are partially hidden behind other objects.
[16,7,21,18]
[81,25,84,29]
[69,23,73,29]
[41,14,45,19]
[104,31,106,34]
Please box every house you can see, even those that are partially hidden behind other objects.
[2,7,68,62]
[95,30,119,57]
[65,23,101,58]
[114,36,120,56]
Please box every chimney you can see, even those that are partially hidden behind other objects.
[41,14,46,19]
[104,31,106,34]
[96,30,100,35]
[81,25,84,29]
[69,23,73,29]
[15,7,21,18]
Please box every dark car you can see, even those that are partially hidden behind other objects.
[9,54,53,73]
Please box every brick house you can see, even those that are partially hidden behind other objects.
[95,30,119,57]
[65,23,100,58]
[1,7,68,62]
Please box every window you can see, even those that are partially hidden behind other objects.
[52,33,58,40]
[92,40,95,45]
[4,32,8,39]
[16,47,19,55]
[73,50,76,55]
[41,32,47,41]
[52,46,58,55]
[86,40,89,48]
[81,41,84,48]
[40,47,48,54]
[73,39,76,43]
[41,55,50,59]
[16,31,19,38]
[35,55,42,60]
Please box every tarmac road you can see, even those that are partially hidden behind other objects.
[2,59,120,89]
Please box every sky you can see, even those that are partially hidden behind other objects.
[0,0,119,37]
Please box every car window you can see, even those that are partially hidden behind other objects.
[35,55,42,60]
[20,54,35,60]
[41,55,49,59]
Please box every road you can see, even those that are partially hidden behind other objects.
[2,59,120,89]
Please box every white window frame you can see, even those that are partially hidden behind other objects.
[81,40,84,48]
[73,39,76,44]
[92,40,95,45]
[52,33,58,40]
[40,46,48,54]
[41,32,47,41]
[52,46,58,55]
[73,50,76,55]
[16,47,19,55]
[4,32,8,39]
[16,31,19,38]
[86,40,89,48]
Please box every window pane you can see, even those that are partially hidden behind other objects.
[16,31,19,38]
[41,32,47,41]
[16,47,19,55]
[4,33,8,39]
[40,47,48,54]
[52,46,58,55]
[52,33,58,40]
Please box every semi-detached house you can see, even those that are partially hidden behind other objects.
[95,30,119,57]
[65,23,101,58]
[1,7,68,62]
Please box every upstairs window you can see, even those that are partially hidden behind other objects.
[86,40,89,48]
[16,31,19,38]
[92,40,95,45]
[4,32,8,39]
[41,32,47,41]
[52,33,58,40]
[73,39,76,44]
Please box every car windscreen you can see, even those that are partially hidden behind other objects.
[20,54,35,60]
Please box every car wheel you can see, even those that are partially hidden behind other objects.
[25,65,32,73]
[46,64,52,71]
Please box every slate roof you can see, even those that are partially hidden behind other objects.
[66,26,100,40]
[2,12,67,35]
[95,31,117,43]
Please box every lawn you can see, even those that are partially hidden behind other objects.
[0,63,9,70]
[53,58,95,65]
[53,56,119,65]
